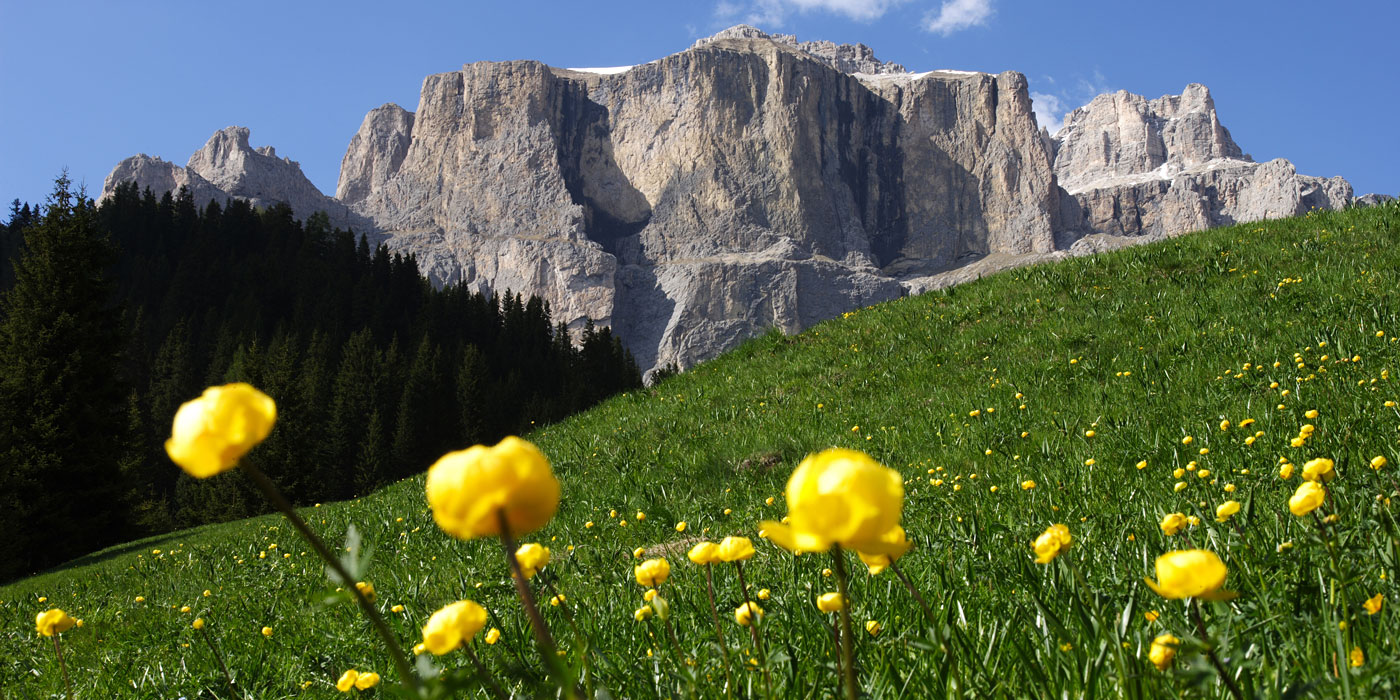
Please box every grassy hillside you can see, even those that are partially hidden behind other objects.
[4,203,1399,698]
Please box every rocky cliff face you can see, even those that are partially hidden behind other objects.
[103,26,1357,376]
[1053,84,1352,239]
[102,127,373,233]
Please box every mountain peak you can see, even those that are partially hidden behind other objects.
[693,24,907,75]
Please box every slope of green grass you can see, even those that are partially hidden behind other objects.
[4,204,1400,698]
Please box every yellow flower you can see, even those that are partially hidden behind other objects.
[180,606,191,613]
[816,592,845,612]
[687,541,720,565]
[1186,515,1200,527]
[355,581,376,602]
[1288,481,1326,516]
[735,601,764,626]
[865,620,881,636]
[717,536,755,562]
[1144,610,1160,622]
[1278,463,1294,480]
[355,672,381,690]
[757,588,771,600]
[1173,482,1188,492]
[192,618,205,629]
[336,670,360,692]
[391,605,405,613]
[1215,501,1241,523]
[485,627,501,644]
[635,558,671,587]
[1148,634,1179,671]
[425,436,559,539]
[1219,420,1230,431]
[1021,480,1036,490]
[165,383,277,478]
[261,626,273,637]
[675,521,688,532]
[643,588,658,602]
[1372,456,1388,470]
[1144,550,1235,600]
[634,605,654,622]
[759,448,908,557]
[1032,524,1072,564]
[1364,593,1383,615]
[1181,436,1193,445]
[1173,468,1185,479]
[515,543,550,578]
[1301,457,1334,482]
[636,511,646,521]
[1350,647,1364,667]
[421,600,488,655]
[858,525,910,574]
[1159,513,1188,536]
[1136,460,1148,470]
[35,609,75,637]
[632,547,646,559]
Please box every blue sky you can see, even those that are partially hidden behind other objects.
[2,0,1396,209]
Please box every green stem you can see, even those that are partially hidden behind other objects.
[53,635,74,699]
[832,546,859,700]
[199,626,239,699]
[1191,600,1243,700]
[240,461,416,689]
[734,561,774,700]
[704,564,735,699]
[496,509,573,699]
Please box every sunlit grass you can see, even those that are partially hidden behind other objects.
[3,203,1398,697]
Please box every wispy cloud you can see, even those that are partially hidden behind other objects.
[715,0,907,27]
[922,0,993,35]
[1030,92,1066,135]
[1032,70,1116,136]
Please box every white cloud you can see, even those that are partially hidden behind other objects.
[922,0,993,35]
[1030,92,1066,135]
[715,0,906,26]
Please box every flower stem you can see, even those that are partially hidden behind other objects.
[734,561,774,700]
[464,644,510,700]
[199,626,239,699]
[240,460,415,688]
[496,509,573,699]
[704,563,736,698]
[1190,599,1243,700]
[831,546,859,700]
[53,635,73,699]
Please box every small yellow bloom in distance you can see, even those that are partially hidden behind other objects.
[193,618,205,629]
[717,536,755,562]
[355,672,381,690]
[759,448,908,557]
[1136,460,1148,470]
[757,588,771,600]
[425,436,559,540]
[1160,513,1188,536]
[162,384,277,483]
[635,511,646,521]
[1350,647,1364,667]
[865,620,881,636]
[1149,634,1179,671]
[1372,456,1388,470]
[485,627,501,644]
[635,558,671,587]
[1143,610,1159,622]
[1173,468,1186,479]
[675,521,688,532]
[1174,481,1188,492]
[632,546,646,559]
[261,626,273,637]
[391,605,405,613]
[1085,430,1096,438]
[180,606,191,613]
[135,596,145,603]
[1021,480,1036,490]
[1181,436,1193,445]
[1144,550,1235,600]
[421,600,488,655]
[1364,593,1384,615]
[1278,463,1294,479]
[336,670,360,692]
[1215,501,1241,522]
[203,589,212,597]
[633,605,653,621]
[515,543,550,578]
[643,588,658,602]
[35,609,75,637]
[1301,457,1336,482]
[822,568,834,577]
[1219,420,1230,431]
[1305,409,1319,419]
[687,541,720,565]
[1032,524,1072,564]
[734,601,763,626]
[355,581,376,602]
[816,592,845,612]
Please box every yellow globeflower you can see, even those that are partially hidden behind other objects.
[1301,458,1335,483]
[1159,513,1188,536]
[421,600,488,655]
[35,609,75,637]
[515,543,550,578]
[192,618,205,629]
[485,627,502,644]
[633,605,653,621]
[165,383,277,478]
[1350,647,1364,667]
[858,525,911,574]
[336,669,360,692]
[635,558,671,587]
[1288,481,1326,516]
[735,601,764,626]
[1364,594,1384,615]
[1371,456,1387,470]
[717,536,756,562]
[1032,523,1072,564]
[425,436,559,539]
[261,626,273,637]
[687,541,720,565]
[1148,634,1179,671]
[1215,501,1241,523]
[1144,550,1235,600]
[816,592,845,612]
[1278,463,1295,480]
[354,581,376,602]
[865,620,882,636]
[759,448,909,557]
[355,672,381,690]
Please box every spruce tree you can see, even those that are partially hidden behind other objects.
[0,174,130,580]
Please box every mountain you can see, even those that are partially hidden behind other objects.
[101,26,1359,375]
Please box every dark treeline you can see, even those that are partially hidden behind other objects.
[0,179,640,581]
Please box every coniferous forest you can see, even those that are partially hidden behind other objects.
[0,178,641,582]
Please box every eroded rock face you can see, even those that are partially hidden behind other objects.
[1053,84,1351,237]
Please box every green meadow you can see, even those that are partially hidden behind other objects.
[4,203,1399,698]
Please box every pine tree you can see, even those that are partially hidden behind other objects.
[0,174,130,580]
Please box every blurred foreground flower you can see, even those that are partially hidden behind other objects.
[1032,524,1072,563]
[165,383,276,478]
[1289,481,1326,516]
[515,543,550,578]
[426,436,559,539]
[1148,634,1179,671]
[35,609,75,637]
[1144,550,1235,600]
[421,600,488,655]
[735,601,764,626]
[760,448,909,557]
[635,558,671,587]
